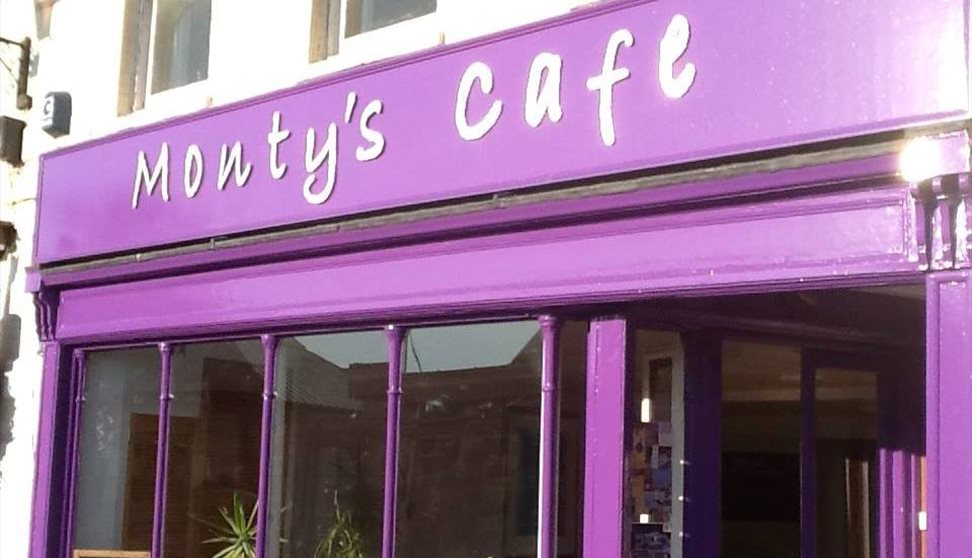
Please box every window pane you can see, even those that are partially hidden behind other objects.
[396,321,541,558]
[152,0,211,93]
[345,0,435,37]
[267,331,388,558]
[815,368,878,558]
[559,321,587,558]
[73,348,160,555]
[163,340,263,558]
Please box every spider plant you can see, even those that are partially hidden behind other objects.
[203,492,257,558]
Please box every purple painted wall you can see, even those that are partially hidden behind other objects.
[33,0,969,264]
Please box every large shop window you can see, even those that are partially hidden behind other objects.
[66,318,583,558]
[266,331,388,558]
[72,348,161,556]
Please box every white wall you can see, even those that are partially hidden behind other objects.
[0,1,600,556]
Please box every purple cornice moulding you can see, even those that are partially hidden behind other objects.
[33,0,970,264]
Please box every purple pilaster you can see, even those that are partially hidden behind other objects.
[151,343,173,558]
[681,333,722,557]
[62,349,87,556]
[29,342,68,558]
[255,335,279,558]
[800,354,817,558]
[582,318,629,558]
[877,361,895,558]
[538,316,561,558]
[381,325,405,558]
[925,272,972,558]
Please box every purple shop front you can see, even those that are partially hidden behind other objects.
[28,1,972,558]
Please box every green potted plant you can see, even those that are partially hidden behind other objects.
[203,492,257,558]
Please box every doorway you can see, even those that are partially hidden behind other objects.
[624,287,924,558]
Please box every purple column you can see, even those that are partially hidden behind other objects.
[582,317,629,558]
[255,335,279,558]
[382,325,405,558]
[681,333,722,557]
[538,315,561,558]
[151,343,173,558]
[925,272,972,558]
[62,349,87,557]
[883,357,908,558]
[800,352,817,558]
[28,342,69,558]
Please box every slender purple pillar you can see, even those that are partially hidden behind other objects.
[62,349,86,556]
[256,335,279,558]
[538,315,561,558]
[152,343,173,558]
[877,361,895,558]
[382,325,405,558]
[800,353,817,558]
[582,317,629,558]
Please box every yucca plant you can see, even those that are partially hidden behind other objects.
[314,498,365,558]
[203,493,257,558]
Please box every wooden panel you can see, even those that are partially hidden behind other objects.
[74,550,150,558]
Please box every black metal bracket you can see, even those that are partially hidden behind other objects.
[0,36,32,110]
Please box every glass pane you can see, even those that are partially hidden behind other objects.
[345,0,436,37]
[152,0,211,92]
[163,340,263,558]
[396,321,541,558]
[559,321,586,558]
[815,368,878,558]
[73,348,160,555]
[629,330,683,558]
[267,331,388,558]
[721,341,801,558]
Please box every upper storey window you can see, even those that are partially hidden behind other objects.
[345,0,437,36]
[118,0,212,114]
[310,0,437,62]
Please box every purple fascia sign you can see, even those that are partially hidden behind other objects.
[131,15,694,209]
[35,0,969,264]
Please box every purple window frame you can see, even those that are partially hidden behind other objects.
[60,315,575,558]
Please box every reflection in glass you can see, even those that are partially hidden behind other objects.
[396,321,542,558]
[345,0,436,36]
[163,340,263,558]
[267,331,388,558]
[815,368,877,558]
[559,321,587,557]
[73,348,160,555]
[152,0,212,93]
